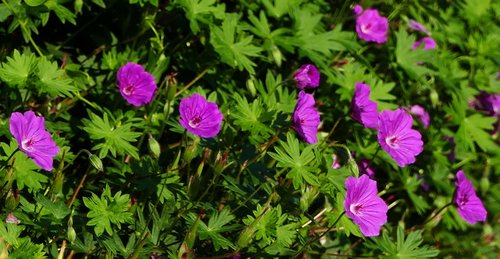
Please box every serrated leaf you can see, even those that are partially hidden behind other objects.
[268,133,319,188]
[458,114,497,152]
[0,49,36,87]
[395,28,435,82]
[210,13,262,74]
[44,0,76,25]
[35,57,77,97]
[175,0,225,33]
[231,94,275,144]
[83,185,133,236]
[198,208,237,251]
[34,195,70,219]
[82,110,141,159]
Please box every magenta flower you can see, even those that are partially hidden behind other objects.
[9,111,60,171]
[117,62,157,106]
[357,159,376,178]
[355,8,389,44]
[293,91,320,144]
[331,154,341,169]
[353,4,363,16]
[293,64,320,90]
[377,109,423,167]
[5,213,20,224]
[351,82,378,129]
[344,174,388,237]
[409,105,430,128]
[179,94,223,138]
[454,170,487,224]
[412,37,437,50]
[409,20,430,35]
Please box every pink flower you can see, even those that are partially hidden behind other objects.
[9,111,59,171]
[357,159,375,178]
[293,64,320,90]
[5,213,20,224]
[332,154,341,169]
[355,8,389,44]
[409,20,430,35]
[353,4,363,16]
[117,62,157,106]
[475,92,500,117]
[409,105,430,128]
[293,91,320,144]
[412,37,437,50]
[454,170,487,224]
[179,94,223,138]
[377,109,423,167]
[351,82,378,129]
[344,174,388,237]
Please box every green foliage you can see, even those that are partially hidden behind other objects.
[231,94,275,144]
[175,0,225,33]
[83,185,133,236]
[0,49,36,87]
[210,13,262,74]
[82,110,142,159]
[268,133,320,189]
[197,208,237,251]
[367,225,440,258]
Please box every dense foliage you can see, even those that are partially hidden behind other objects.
[0,0,499,258]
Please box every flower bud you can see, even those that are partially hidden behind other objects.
[480,177,490,193]
[166,72,178,102]
[430,88,439,108]
[271,45,282,67]
[89,154,103,172]
[237,224,256,249]
[5,213,20,224]
[183,139,199,164]
[246,77,257,97]
[148,135,161,158]
[5,189,19,212]
[51,171,64,196]
[67,226,77,243]
[213,151,229,175]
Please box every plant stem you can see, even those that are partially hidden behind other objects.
[0,148,19,171]
[175,66,211,97]
[294,211,346,257]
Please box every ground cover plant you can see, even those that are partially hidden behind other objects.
[0,0,499,258]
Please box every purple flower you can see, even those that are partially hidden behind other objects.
[454,170,487,224]
[409,20,430,35]
[357,159,375,178]
[293,64,320,90]
[353,4,363,16]
[9,111,59,171]
[344,174,388,237]
[293,91,320,144]
[351,82,378,129]
[179,94,223,138]
[377,109,423,167]
[332,154,341,169]
[475,92,500,117]
[355,8,389,44]
[412,37,437,50]
[409,105,430,128]
[117,62,157,106]
[5,213,20,224]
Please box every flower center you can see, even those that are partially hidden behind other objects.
[385,135,399,148]
[21,138,35,151]
[458,194,468,206]
[123,85,134,96]
[188,116,202,128]
[300,118,306,125]
[361,23,372,34]
[350,203,364,215]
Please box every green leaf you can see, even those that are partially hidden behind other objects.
[35,57,77,97]
[198,208,237,251]
[24,0,46,6]
[457,114,497,152]
[268,133,319,189]
[369,80,398,110]
[34,195,71,220]
[82,110,142,159]
[1,141,48,192]
[175,0,225,33]
[210,13,262,74]
[0,49,36,87]
[83,185,133,236]
[44,0,76,25]
[395,28,435,83]
[231,94,275,144]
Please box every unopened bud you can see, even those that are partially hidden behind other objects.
[148,135,161,158]
[246,77,257,97]
[166,72,178,102]
[480,177,490,193]
[89,154,103,172]
[67,226,77,243]
[430,89,439,108]
[271,45,282,67]
[237,224,256,249]
[5,213,20,224]
[52,171,64,196]
[5,189,20,211]
[183,139,199,164]
[213,151,229,174]
[346,159,359,177]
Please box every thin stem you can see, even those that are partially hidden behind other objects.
[175,66,211,97]
[411,202,453,231]
[66,166,91,208]
[0,148,19,171]
[294,211,346,257]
